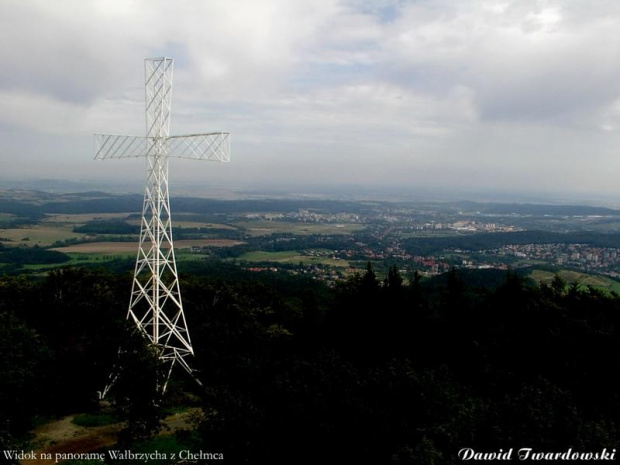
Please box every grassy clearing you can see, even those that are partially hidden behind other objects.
[237,249,350,267]
[530,269,620,293]
[25,407,201,465]
[235,220,364,236]
[175,252,211,263]
[174,220,237,229]
[72,412,119,427]
[68,252,135,263]
[19,253,135,271]
[52,242,139,253]
[53,239,244,255]
[0,224,85,246]
[41,213,132,224]
[174,239,245,248]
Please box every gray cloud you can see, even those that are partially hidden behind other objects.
[1,0,620,199]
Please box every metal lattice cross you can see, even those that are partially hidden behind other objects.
[95,57,230,396]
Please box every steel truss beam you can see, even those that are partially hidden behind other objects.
[95,57,229,397]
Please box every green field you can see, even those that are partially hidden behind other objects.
[0,224,85,246]
[236,249,350,267]
[65,249,216,265]
[1,213,241,248]
[530,269,620,294]
[18,252,135,272]
[42,213,131,223]
[19,249,213,272]
[235,220,364,236]
[173,219,237,229]
[66,252,136,263]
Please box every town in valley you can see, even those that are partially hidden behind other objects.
[3,187,620,291]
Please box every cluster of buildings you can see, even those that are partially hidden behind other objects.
[296,210,361,223]
[412,220,521,233]
[238,204,620,282]
[481,243,620,276]
[244,211,362,223]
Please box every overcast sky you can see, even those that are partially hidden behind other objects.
[2,0,620,199]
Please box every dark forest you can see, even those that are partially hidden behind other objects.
[1,264,619,464]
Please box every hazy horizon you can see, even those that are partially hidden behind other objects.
[4,175,620,209]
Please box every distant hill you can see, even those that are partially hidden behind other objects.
[402,230,620,255]
[455,201,620,216]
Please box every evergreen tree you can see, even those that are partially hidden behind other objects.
[111,327,167,446]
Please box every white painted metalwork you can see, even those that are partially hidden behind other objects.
[95,57,230,397]
[95,132,230,161]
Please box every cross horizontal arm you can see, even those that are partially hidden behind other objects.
[95,132,231,162]
[167,132,230,162]
[94,134,147,160]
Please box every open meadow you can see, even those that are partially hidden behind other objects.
[235,220,364,236]
[530,269,620,294]
[0,224,84,246]
[52,239,245,254]
[235,249,351,268]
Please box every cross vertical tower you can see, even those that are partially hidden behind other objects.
[95,57,230,395]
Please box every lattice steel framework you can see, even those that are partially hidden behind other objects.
[95,58,230,396]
